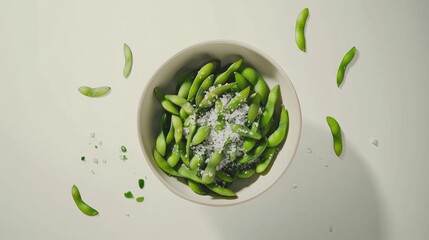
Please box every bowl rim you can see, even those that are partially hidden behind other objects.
[137,39,302,206]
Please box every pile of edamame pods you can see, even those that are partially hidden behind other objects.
[153,58,289,197]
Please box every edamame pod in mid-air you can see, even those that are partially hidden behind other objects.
[337,47,357,87]
[326,116,343,157]
[295,8,309,52]
[71,185,99,216]
[123,43,133,78]
[78,86,111,97]
[188,60,220,101]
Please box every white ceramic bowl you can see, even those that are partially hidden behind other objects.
[138,40,301,206]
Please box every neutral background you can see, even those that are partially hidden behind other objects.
[1,0,428,239]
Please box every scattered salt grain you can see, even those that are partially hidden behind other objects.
[306,148,312,154]
[292,183,298,189]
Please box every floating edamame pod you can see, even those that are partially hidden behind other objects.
[224,86,251,113]
[337,47,357,87]
[267,106,289,147]
[154,88,179,115]
[260,85,280,129]
[247,93,260,125]
[191,126,211,145]
[187,180,206,195]
[195,74,215,105]
[198,83,236,109]
[123,43,133,78]
[171,115,183,143]
[206,184,236,197]
[78,86,111,97]
[241,67,270,105]
[256,147,278,173]
[155,113,168,156]
[213,58,243,86]
[326,116,343,157]
[230,123,261,140]
[71,185,99,216]
[153,149,181,177]
[188,60,220,101]
[295,8,309,52]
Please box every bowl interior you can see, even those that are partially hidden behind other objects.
[138,40,301,206]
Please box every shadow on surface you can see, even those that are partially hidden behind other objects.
[202,120,384,240]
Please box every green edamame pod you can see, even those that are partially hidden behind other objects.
[155,113,168,156]
[206,184,236,197]
[195,74,214,105]
[238,140,268,164]
[243,122,259,152]
[236,169,256,179]
[326,116,343,157]
[179,108,189,120]
[165,95,195,115]
[337,47,356,87]
[154,88,179,115]
[216,171,234,183]
[188,60,220,101]
[224,86,251,113]
[165,119,174,145]
[185,117,197,157]
[260,85,280,129]
[230,123,261,140]
[213,58,243,86]
[215,99,225,131]
[187,180,206,195]
[241,67,270,105]
[177,71,197,98]
[153,149,181,177]
[167,143,181,167]
[198,83,236,109]
[178,166,204,184]
[247,93,260,125]
[71,185,99,216]
[261,119,274,137]
[256,147,278,173]
[267,106,289,147]
[189,155,204,170]
[234,72,250,91]
[201,150,223,184]
[171,115,183,143]
[123,43,133,78]
[78,86,111,97]
[191,126,211,145]
[295,8,309,52]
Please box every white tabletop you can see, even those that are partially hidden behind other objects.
[1,1,428,239]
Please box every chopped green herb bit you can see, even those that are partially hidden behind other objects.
[121,146,127,153]
[81,156,85,161]
[138,179,145,189]
[124,191,134,199]
[136,197,144,202]
[95,145,98,149]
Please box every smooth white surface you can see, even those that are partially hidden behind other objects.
[1,0,428,239]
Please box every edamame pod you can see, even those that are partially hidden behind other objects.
[236,169,256,178]
[178,166,204,184]
[201,150,223,184]
[189,155,204,170]
[165,119,174,145]
[179,108,189,120]
[247,93,260,125]
[234,72,250,91]
[195,74,214,105]
[171,115,183,143]
[185,117,197,157]
[154,88,179,115]
[242,122,259,152]
[241,67,270,105]
[213,58,243,86]
[230,123,261,140]
[216,171,234,183]
[177,71,197,98]
[123,43,133,78]
[256,147,277,173]
[295,8,309,52]
[215,99,225,131]
[206,184,236,197]
[188,60,220,101]
[155,113,167,156]
[326,116,343,157]
[267,106,289,147]
[191,126,211,145]
[165,95,194,115]
[199,83,236,109]
[71,185,99,216]
[238,140,268,164]
[153,149,181,177]
[337,47,356,87]
[260,85,280,129]
[187,180,206,195]
[167,143,181,167]
[224,86,251,113]
[78,86,111,97]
